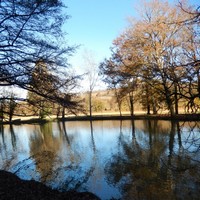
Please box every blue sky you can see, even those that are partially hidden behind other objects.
[65,0,137,69]
[65,0,199,70]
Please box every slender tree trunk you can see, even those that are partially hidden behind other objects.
[145,84,151,115]
[147,104,151,115]
[9,114,12,122]
[62,107,65,119]
[114,88,122,116]
[119,105,122,116]
[174,82,179,115]
[89,91,92,117]
[169,103,175,116]
[151,96,157,114]
[129,93,134,117]
[164,84,174,116]
[56,106,61,118]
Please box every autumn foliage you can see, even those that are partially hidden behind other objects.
[100,0,200,116]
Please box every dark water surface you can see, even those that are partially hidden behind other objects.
[0,120,200,199]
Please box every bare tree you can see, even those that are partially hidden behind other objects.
[0,0,80,113]
[178,1,200,24]
[82,50,99,117]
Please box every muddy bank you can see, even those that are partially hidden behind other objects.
[0,170,100,200]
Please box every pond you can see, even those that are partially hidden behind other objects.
[0,120,200,199]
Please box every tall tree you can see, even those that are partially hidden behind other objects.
[176,7,200,113]
[100,42,139,116]
[0,0,79,111]
[99,54,125,116]
[126,0,188,116]
[82,50,99,117]
[100,0,198,116]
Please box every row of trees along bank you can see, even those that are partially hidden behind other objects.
[99,0,200,116]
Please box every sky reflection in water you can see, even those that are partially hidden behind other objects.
[0,120,200,200]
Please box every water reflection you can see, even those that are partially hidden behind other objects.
[0,120,200,199]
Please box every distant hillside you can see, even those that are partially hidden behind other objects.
[79,89,143,114]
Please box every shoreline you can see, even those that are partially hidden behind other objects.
[1,113,200,125]
[59,113,200,122]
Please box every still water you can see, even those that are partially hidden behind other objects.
[0,120,200,199]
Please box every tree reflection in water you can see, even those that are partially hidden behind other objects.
[0,120,200,199]
[5,122,96,193]
[104,120,200,200]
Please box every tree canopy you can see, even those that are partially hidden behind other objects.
[100,0,200,116]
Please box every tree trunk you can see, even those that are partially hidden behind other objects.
[89,91,92,117]
[56,106,61,118]
[169,103,175,116]
[147,104,151,115]
[114,88,122,116]
[9,114,12,122]
[145,84,151,115]
[62,107,65,119]
[174,82,179,115]
[164,84,174,116]
[151,96,157,114]
[129,93,134,117]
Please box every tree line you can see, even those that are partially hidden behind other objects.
[99,0,200,116]
[1,0,200,122]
